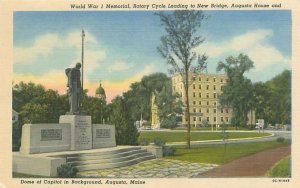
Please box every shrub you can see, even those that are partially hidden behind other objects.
[57,164,78,178]
[163,146,176,156]
[277,137,285,143]
[138,138,150,146]
[153,137,166,146]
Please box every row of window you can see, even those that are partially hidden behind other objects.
[173,84,225,91]
[192,108,229,113]
[192,92,218,98]
[173,76,227,83]
[192,84,224,91]
[191,116,230,122]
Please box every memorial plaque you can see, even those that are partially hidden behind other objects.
[96,129,111,138]
[41,129,62,141]
[59,115,92,150]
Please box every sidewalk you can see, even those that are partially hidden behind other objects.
[199,145,291,177]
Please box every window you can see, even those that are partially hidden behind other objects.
[221,117,224,122]
[221,85,224,91]
[207,108,209,113]
[199,77,201,81]
[193,108,196,113]
[207,101,209,106]
[199,101,202,105]
[193,84,196,89]
[199,93,202,98]
[213,78,216,82]
[214,102,216,106]
[214,85,216,90]
[221,109,224,113]
[221,78,223,83]
[193,117,196,122]
[199,108,202,113]
[207,85,209,90]
[226,117,229,122]
[193,101,196,105]
[226,109,229,113]
[199,84,202,89]
[207,117,210,122]
[214,109,216,113]
[206,77,209,81]
[214,93,217,98]
[199,117,202,121]
[214,117,216,122]
[193,92,196,97]
[206,93,209,98]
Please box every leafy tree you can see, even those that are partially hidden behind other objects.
[107,96,139,145]
[156,82,182,128]
[156,10,207,148]
[254,70,291,125]
[123,73,180,124]
[217,53,254,128]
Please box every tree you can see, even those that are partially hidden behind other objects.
[107,96,139,145]
[217,53,254,128]
[254,70,291,126]
[156,81,182,128]
[156,10,207,148]
[123,73,180,124]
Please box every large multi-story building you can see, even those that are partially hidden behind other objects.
[171,72,233,126]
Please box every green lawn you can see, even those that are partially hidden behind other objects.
[139,131,271,143]
[266,155,291,177]
[165,140,290,165]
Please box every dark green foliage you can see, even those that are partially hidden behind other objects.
[254,70,291,125]
[201,119,209,127]
[13,82,69,125]
[123,73,181,125]
[57,164,78,178]
[107,96,139,145]
[12,122,22,151]
[138,138,150,146]
[277,137,285,143]
[217,54,254,127]
[153,137,166,147]
[156,81,182,129]
[163,146,176,156]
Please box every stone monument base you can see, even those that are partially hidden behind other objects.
[20,123,71,154]
[59,115,92,150]
[13,146,162,177]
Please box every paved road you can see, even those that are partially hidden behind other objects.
[163,130,291,146]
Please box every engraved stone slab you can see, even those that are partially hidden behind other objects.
[20,123,71,154]
[93,124,116,149]
[59,115,92,150]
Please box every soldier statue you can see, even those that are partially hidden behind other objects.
[65,63,82,115]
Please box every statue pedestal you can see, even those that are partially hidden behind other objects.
[59,115,92,150]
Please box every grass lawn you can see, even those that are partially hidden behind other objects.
[165,140,290,165]
[12,172,49,178]
[173,126,250,131]
[266,155,291,177]
[139,131,271,143]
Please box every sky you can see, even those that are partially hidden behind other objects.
[13,10,291,102]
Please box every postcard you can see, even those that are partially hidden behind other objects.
[0,0,299,187]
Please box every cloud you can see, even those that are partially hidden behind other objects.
[196,29,291,70]
[14,31,106,75]
[108,60,132,72]
[13,64,156,103]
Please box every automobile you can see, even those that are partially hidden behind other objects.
[145,126,152,130]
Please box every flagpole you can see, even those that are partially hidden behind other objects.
[81,29,85,91]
